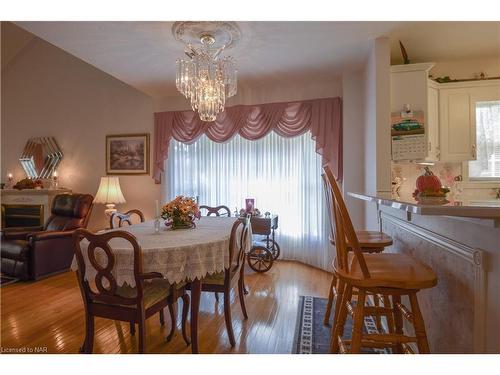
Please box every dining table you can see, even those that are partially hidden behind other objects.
[71,216,252,353]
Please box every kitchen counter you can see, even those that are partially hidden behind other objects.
[348,191,500,220]
[349,190,500,353]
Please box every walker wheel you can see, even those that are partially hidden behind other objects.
[247,245,273,273]
[262,239,281,260]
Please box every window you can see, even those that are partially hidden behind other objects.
[165,131,331,270]
[469,100,500,181]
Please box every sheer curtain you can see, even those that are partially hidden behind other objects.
[165,131,332,270]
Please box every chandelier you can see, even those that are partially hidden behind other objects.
[173,22,240,122]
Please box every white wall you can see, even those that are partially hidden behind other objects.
[342,71,365,229]
[363,47,377,230]
[363,37,391,230]
[374,39,392,194]
[154,78,343,111]
[1,34,159,230]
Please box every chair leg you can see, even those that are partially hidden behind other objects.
[80,314,95,354]
[166,302,177,342]
[350,289,367,353]
[159,308,165,326]
[223,287,236,347]
[383,295,395,334]
[409,292,430,354]
[323,274,337,325]
[330,284,352,353]
[392,294,404,353]
[181,293,191,346]
[130,322,136,336]
[374,293,382,332]
[241,253,249,295]
[238,276,248,319]
[215,292,220,302]
[331,278,345,337]
[138,312,146,354]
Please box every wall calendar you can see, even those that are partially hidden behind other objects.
[391,109,426,161]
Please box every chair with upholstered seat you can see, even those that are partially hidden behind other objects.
[324,166,437,354]
[73,229,190,353]
[199,205,231,217]
[199,204,232,302]
[188,215,250,347]
[321,172,393,329]
[110,208,169,336]
[110,209,145,229]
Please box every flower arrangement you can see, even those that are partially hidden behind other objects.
[161,195,201,229]
[413,166,450,198]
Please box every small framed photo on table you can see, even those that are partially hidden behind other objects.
[106,133,150,175]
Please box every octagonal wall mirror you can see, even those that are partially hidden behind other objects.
[19,137,63,179]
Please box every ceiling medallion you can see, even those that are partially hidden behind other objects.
[172,22,241,122]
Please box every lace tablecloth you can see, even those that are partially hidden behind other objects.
[71,217,251,287]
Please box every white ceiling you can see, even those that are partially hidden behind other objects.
[11,21,500,98]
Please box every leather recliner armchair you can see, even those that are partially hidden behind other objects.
[1,193,94,280]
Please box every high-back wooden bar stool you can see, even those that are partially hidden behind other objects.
[321,172,393,329]
[324,166,437,354]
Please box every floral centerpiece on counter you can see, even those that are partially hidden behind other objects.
[161,195,201,229]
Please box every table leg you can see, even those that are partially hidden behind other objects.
[190,278,201,354]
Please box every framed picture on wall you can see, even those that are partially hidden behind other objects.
[106,133,150,175]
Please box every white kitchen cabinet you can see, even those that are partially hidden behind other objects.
[439,87,475,161]
[426,83,440,161]
[439,80,500,162]
[391,64,500,164]
[390,63,440,162]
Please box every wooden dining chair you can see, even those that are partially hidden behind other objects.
[73,228,190,353]
[199,205,231,217]
[188,215,250,347]
[110,209,145,229]
[321,170,393,330]
[324,167,437,354]
[199,204,232,302]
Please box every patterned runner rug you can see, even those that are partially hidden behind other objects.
[293,295,389,354]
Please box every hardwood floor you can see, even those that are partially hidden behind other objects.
[0,260,331,354]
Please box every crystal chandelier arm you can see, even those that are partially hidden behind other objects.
[184,43,196,58]
[211,45,226,59]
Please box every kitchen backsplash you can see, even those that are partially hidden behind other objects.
[391,162,498,200]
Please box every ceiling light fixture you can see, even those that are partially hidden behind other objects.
[172,22,241,122]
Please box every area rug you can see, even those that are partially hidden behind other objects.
[0,274,19,287]
[293,295,389,354]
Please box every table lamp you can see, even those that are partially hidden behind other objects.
[93,176,126,217]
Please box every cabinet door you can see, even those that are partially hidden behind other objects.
[439,88,476,161]
[426,85,440,161]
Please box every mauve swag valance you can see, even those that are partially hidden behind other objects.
[153,97,342,183]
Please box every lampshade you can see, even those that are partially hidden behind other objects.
[93,177,126,205]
